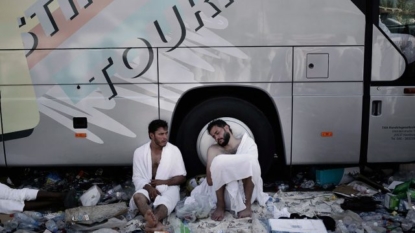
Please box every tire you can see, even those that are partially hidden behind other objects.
[175,97,276,178]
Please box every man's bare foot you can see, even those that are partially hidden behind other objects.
[144,209,158,228]
[145,222,164,233]
[211,206,225,221]
[237,207,252,218]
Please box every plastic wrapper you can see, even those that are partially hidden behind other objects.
[175,195,212,222]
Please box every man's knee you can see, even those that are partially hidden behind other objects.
[133,193,148,204]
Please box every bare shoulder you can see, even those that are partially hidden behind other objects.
[207,145,224,156]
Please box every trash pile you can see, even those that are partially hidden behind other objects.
[0,167,147,233]
[259,167,415,233]
[0,166,415,232]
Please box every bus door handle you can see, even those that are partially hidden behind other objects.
[372,100,382,116]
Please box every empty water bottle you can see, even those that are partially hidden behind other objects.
[18,222,40,231]
[401,220,413,231]
[266,196,274,218]
[107,184,122,196]
[337,220,349,233]
[14,213,39,226]
[22,211,43,221]
[3,219,18,232]
[56,220,66,230]
[45,219,59,233]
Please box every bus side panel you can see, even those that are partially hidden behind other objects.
[4,84,159,165]
[367,87,415,163]
[292,83,363,164]
[292,46,364,164]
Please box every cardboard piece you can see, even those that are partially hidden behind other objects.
[268,219,327,233]
[0,214,13,224]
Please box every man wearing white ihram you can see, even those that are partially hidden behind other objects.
[190,119,269,221]
[130,119,186,231]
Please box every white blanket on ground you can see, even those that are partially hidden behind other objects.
[0,182,38,214]
[190,133,269,213]
[132,142,187,193]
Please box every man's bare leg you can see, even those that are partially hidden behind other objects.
[153,205,168,222]
[36,190,65,201]
[133,193,155,228]
[144,209,159,230]
[238,177,254,218]
[144,205,168,232]
[24,201,58,210]
[211,185,226,221]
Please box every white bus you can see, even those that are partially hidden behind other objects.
[0,0,414,178]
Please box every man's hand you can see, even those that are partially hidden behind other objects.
[144,184,161,201]
[207,176,213,186]
[150,179,166,187]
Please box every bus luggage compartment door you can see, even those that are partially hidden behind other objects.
[367,86,415,163]
[292,47,364,164]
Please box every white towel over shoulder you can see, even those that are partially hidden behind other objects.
[132,142,186,193]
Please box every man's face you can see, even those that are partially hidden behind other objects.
[209,125,230,147]
[150,127,168,147]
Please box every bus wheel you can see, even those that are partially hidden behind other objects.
[175,97,276,178]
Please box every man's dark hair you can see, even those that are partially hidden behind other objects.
[207,119,232,134]
[148,119,168,138]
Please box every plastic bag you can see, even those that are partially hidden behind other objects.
[175,195,212,222]
[80,185,104,206]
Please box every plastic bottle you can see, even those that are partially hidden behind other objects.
[56,220,66,230]
[362,222,375,233]
[266,196,274,218]
[3,219,18,232]
[18,222,40,231]
[406,209,415,222]
[337,220,349,233]
[14,213,39,226]
[45,219,59,233]
[401,220,413,231]
[52,212,65,222]
[22,211,44,221]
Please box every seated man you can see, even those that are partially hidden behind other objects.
[130,119,186,231]
[0,182,76,214]
[191,119,268,221]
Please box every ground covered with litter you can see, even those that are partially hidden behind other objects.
[0,165,415,233]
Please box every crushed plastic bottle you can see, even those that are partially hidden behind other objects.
[14,213,39,226]
[56,220,66,230]
[406,209,415,223]
[18,222,40,231]
[22,211,43,221]
[401,220,413,231]
[45,219,58,233]
[266,196,275,218]
[3,219,18,232]
[337,220,349,233]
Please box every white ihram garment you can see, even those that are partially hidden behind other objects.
[190,133,269,214]
[0,182,38,214]
[129,142,186,215]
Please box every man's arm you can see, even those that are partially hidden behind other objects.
[150,175,186,187]
[206,146,220,186]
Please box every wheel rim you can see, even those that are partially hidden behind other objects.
[196,117,255,166]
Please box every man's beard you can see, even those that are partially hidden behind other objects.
[155,139,167,148]
[218,131,230,147]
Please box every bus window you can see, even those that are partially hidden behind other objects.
[379,0,415,64]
